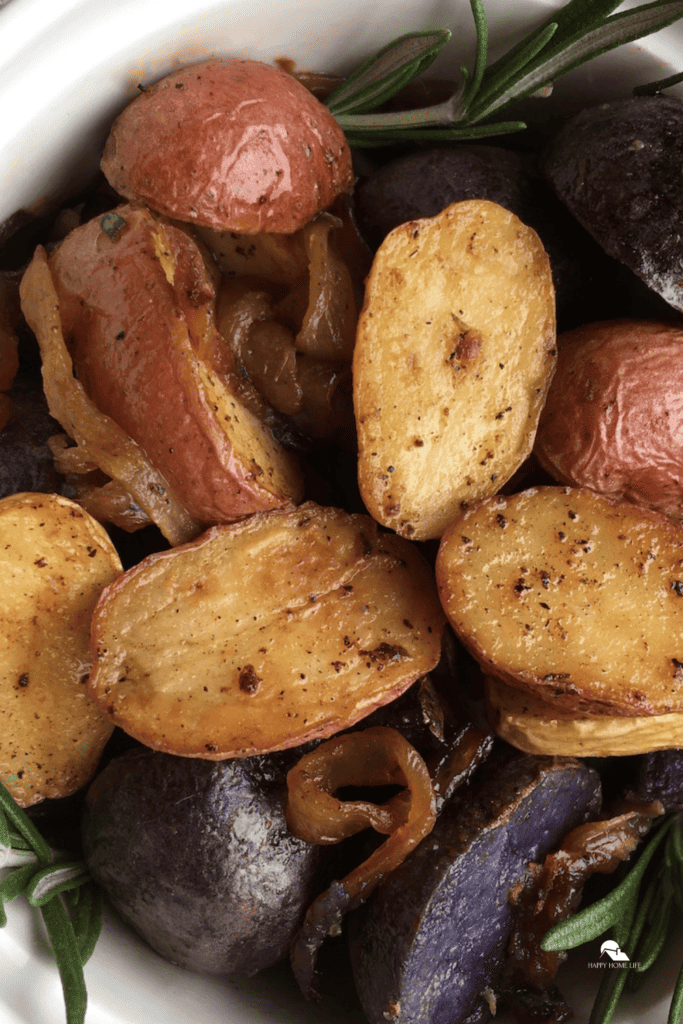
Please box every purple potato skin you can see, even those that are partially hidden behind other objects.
[631,749,683,811]
[541,95,683,313]
[348,750,601,1024]
[82,746,328,976]
[0,376,64,498]
[352,144,610,327]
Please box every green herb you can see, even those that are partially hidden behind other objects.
[541,812,683,1024]
[328,0,683,145]
[0,781,101,1024]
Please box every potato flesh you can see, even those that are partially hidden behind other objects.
[436,486,683,717]
[89,503,446,758]
[486,676,683,757]
[354,200,556,540]
[0,492,121,805]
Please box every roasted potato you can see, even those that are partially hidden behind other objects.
[534,319,683,519]
[541,95,683,313]
[101,59,353,235]
[436,486,683,718]
[0,492,121,806]
[89,502,446,758]
[486,676,683,757]
[354,200,556,540]
[47,204,303,526]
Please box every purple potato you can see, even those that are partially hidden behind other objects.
[82,746,329,976]
[631,748,683,811]
[348,750,601,1024]
[541,95,683,313]
[0,375,64,498]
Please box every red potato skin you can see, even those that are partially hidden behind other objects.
[50,206,302,524]
[101,60,354,234]
[535,320,683,518]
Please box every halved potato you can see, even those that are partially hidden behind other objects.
[89,502,446,758]
[101,59,353,235]
[353,200,556,540]
[48,205,303,526]
[486,676,683,757]
[0,492,121,806]
[436,486,683,718]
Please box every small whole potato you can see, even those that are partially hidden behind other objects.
[534,319,683,518]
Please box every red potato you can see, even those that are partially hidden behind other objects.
[535,320,683,519]
[49,205,303,526]
[101,59,354,235]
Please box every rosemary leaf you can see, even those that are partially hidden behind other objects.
[466,20,559,118]
[541,816,674,952]
[325,30,451,116]
[40,896,88,1024]
[634,68,683,93]
[590,884,653,1024]
[25,861,91,907]
[66,883,103,966]
[669,955,683,1024]
[345,119,527,148]
[0,782,51,864]
[632,886,671,973]
[469,0,683,123]
[462,0,489,105]
[0,863,39,906]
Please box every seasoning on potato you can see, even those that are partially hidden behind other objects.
[436,485,683,718]
[0,491,121,806]
[100,58,354,235]
[88,502,446,758]
[534,319,683,519]
[353,199,556,541]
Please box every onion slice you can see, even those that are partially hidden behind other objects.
[286,725,436,998]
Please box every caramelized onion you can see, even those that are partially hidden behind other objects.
[505,797,665,991]
[19,247,202,546]
[286,725,436,998]
[296,212,357,361]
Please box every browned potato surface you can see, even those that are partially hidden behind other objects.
[535,319,683,519]
[486,676,683,757]
[353,200,556,540]
[49,205,303,526]
[101,59,353,235]
[89,502,446,758]
[436,486,683,718]
[0,492,121,806]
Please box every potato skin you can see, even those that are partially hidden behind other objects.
[541,95,683,311]
[534,319,683,519]
[101,59,353,234]
[83,746,328,975]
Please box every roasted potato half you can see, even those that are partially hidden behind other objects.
[89,502,446,758]
[486,676,683,757]
[354,200,556,541]
[436,486,683,718]
[0,492,121,806]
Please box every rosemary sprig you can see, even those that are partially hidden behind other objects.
[0,781,101,1024]
[329,0,683,145]
[541,812,683,1024]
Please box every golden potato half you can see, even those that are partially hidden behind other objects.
[89,502,446,758]
[0,493,121,805]
[354,200,556,540]
[486,676,683,757]
[436,486,683,718]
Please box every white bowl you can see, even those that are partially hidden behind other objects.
[0,1,681,1022]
